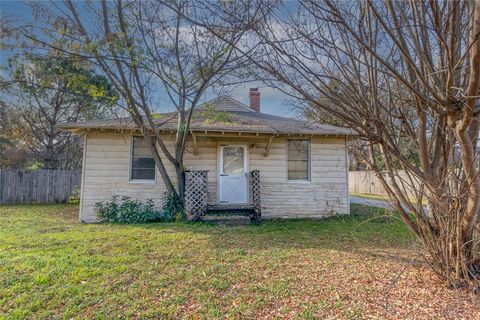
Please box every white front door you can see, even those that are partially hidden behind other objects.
[219,145,248,204]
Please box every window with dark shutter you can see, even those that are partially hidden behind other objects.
[130,136,155,181]
[287,139,310,181]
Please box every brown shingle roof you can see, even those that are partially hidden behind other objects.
[59,95,355,136]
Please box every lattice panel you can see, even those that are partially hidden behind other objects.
[185,170,208,221]
[250,170,262,222]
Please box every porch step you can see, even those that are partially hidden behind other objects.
[203,214,251,225]
[204,204,255,224]
[206,204,254,216]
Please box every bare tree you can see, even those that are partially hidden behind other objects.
[191,0,480,286]
[7,0,248,203]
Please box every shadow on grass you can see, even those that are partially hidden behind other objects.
[1,203,416,264]
[129,204,416,261]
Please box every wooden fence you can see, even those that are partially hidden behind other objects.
[349,170,419,197]
[0,170,81,204]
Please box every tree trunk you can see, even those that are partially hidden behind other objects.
[43,134,56,170]
[175,161,186,203]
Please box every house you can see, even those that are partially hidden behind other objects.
[60,89,355,223]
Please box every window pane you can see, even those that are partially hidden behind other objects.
[133,136,148,147]
[223,146,245,174]
[132,157,155,169]
[288,140,308,160]
[288,160,309,180]
[133,146,151,157]
[131,136,155,180]
[131,168,155,180]
[287,140,309,180]
[133,137,152,157]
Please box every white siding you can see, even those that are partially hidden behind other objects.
[80,131,166,222]
[79,132,348,222]
[259,137,349,218]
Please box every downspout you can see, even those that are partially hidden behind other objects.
[345,137,350,215]
[79,130,88,223]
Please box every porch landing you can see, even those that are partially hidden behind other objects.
[207,204,254,212]
[185,170,261,223]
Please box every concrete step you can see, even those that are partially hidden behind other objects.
[203,214,252,225]
[206,204,254,216]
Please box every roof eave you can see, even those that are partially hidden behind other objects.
[58,124,357,138]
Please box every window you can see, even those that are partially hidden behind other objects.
[130,136,155,181]
[287,139,310,181]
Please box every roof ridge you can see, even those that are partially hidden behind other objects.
[201,95,253,112]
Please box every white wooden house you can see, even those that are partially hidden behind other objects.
[60,90,355,222]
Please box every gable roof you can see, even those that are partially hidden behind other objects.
[59,95,355,136]
[200,95,253,112]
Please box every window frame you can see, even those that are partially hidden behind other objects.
[286,138,311,183]
[129,134,156,184]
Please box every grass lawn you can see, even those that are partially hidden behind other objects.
[1,205,478,319]
[350,192,391,202]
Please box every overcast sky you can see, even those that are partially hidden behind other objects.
[0,0,299,118]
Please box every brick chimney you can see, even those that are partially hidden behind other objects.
[249,88,260,112]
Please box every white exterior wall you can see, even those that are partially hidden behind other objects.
[80,131,166,222]
[79,131,349,222]
[258,137,349,218]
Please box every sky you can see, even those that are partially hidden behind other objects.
[0,0,298,118]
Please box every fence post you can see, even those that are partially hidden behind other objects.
[250,170,261,223]
[184,170,208,221]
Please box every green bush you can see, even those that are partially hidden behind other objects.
[95,194,186,224]
[95,196,164,223]
[162,192,185,222]
[69,186,81,204]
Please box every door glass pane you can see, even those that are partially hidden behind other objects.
[223,146,244,174]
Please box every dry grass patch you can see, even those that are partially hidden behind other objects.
[0,204,478,319]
